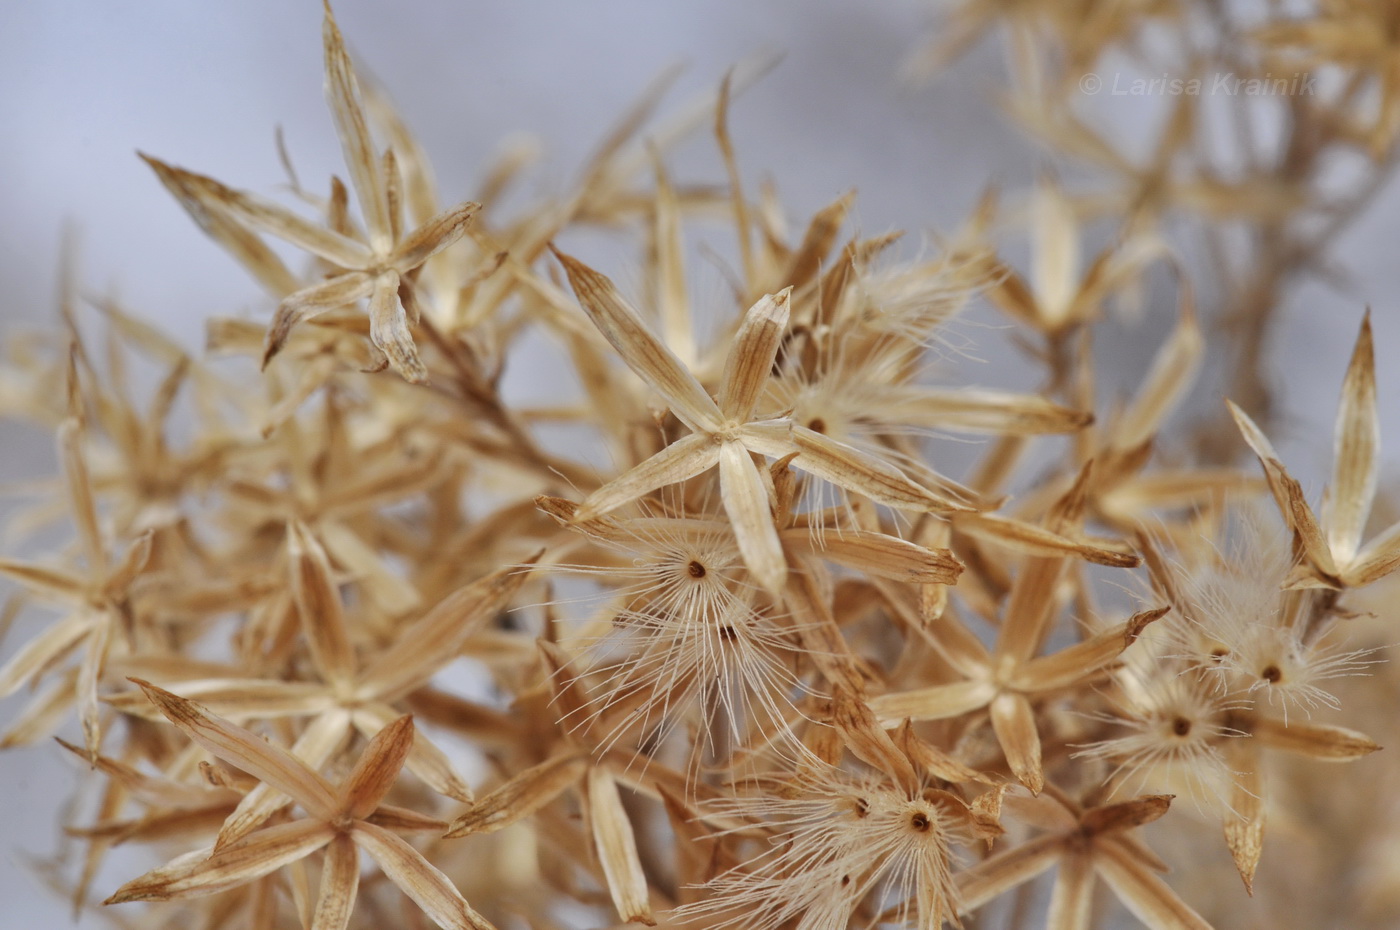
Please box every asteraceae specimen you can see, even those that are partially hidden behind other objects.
[553,249,975,596]
[1007,286,1258,530]
[1158,513,1375,717]
[442,752,658,926]
[538,497,960,753]
[984,178,1163,338]
[554,248,793,593]
[957,790,1214,930]
[1231,313,1400,590]
[106,681,494,930]
[1098,663,1381,892]
[537,498,811,752]
[0,418,152,756]
[108,528,531,847]
[870,470,1154,793]
[1091,523,1382,890]
[760,272,1092,511]
[143,4,480,383]
[678,765,987,930]
[1074,665,1246,807]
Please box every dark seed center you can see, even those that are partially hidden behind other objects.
[687,560,706,578]
[1261,664,1282,683]
[910,812,931,832]
[1172,716,1192,737]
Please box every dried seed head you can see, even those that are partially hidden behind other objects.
[1075,669,1245,810]
[678,769,970,930]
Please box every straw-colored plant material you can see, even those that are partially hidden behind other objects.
[4,4,1400,930]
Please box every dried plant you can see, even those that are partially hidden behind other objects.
[4,4,1400,929]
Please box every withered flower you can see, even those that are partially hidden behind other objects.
[107,682,494,930]
[1231,314,1400,590]
[4,4,1400,929]
[142,5,480,383]
[957,789,1213,929]
[678,763,993,930]
[554,249,975,595]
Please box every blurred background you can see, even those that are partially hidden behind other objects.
[1,1,1395,925]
